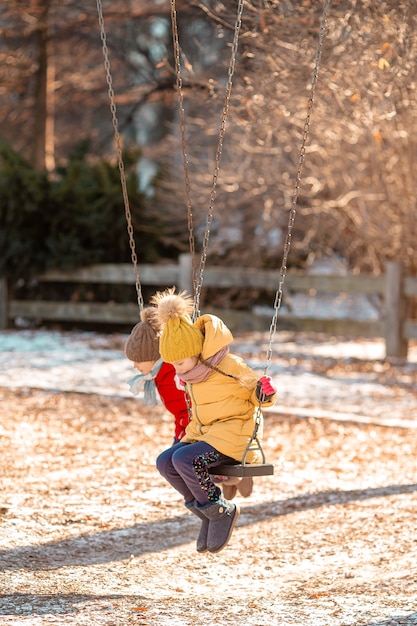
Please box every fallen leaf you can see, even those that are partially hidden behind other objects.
[378,57,390,70]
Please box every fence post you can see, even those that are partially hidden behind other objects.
[178,253,193,294]
[385,261,408,358]
[0,278,8,330]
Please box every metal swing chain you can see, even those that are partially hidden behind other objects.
[170,0,245,321]
[170,0,197,298]
[239,0,331,468]
[96,0,144,314]
[263,0,331,376]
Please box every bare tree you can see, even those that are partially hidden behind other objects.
[154,0,417,286]
[1,0,416,299]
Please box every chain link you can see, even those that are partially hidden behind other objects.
[96,0,144,314]
[263,0,331,375]
[170,0,245,320]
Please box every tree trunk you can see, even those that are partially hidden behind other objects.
[31,0,55,172]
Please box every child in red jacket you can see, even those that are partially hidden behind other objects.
[125,309,189,443]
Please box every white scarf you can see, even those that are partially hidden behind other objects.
[127,358,163,405]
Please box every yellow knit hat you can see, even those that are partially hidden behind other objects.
[151,288,204,363]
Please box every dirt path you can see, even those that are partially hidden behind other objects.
[1,366,417,625]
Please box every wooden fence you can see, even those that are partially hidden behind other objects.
[1,256,416,360]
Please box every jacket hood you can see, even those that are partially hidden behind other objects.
[194,314,234,360]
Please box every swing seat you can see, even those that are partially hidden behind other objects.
[210,419,274,477]
[210,463,274,477]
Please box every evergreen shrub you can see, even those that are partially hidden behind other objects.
[0,142,164,283]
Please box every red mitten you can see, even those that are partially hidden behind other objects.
[256,375,276,401]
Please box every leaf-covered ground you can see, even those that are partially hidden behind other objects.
[1,334,417,625]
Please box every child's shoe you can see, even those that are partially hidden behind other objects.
[237,476,254,497]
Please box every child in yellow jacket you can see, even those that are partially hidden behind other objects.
[152,288,276,554]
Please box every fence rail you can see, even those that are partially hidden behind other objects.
[1,256,416,360]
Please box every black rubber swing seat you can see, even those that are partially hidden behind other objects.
[210,463,274,477]
[209,417,274,477]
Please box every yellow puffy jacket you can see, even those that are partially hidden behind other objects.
[181,314,276,462]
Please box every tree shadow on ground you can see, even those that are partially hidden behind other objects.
[365,614,417,626]
[1,596,417,623]
[1,482,416,570]
[0,593,137,617]
[241,482,417,521]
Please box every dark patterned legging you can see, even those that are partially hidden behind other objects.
[156,441,236,506]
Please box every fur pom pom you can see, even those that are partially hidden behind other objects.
[140,307,161,331]
[151,287,194,324]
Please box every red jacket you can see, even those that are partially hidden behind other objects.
[155,362,189,441]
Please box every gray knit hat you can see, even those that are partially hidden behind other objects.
[125,308,161,362]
